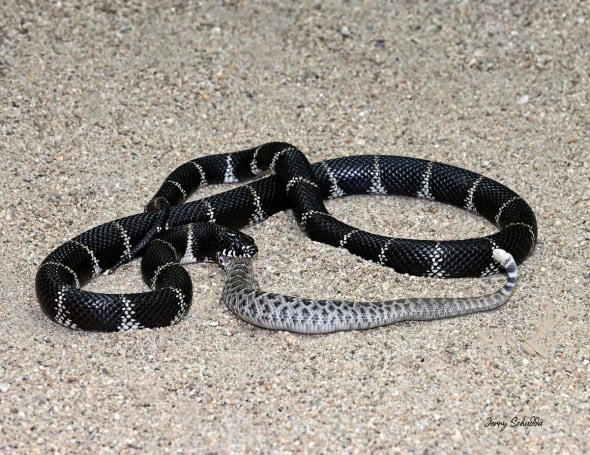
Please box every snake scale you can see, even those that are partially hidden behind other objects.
[35,142,537,332]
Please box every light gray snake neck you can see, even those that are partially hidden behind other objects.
[220,249,518,334]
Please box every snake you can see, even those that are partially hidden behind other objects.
[35,142,537,332]
[220,249,518,334]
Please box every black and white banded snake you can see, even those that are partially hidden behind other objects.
[35,143,536,333]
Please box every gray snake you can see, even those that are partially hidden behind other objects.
[219,249,518,334]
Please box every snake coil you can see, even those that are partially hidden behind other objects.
[36,143,537,331]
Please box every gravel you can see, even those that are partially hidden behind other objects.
[1,1,588,453]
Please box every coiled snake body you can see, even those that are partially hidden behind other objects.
[35,143,537,332]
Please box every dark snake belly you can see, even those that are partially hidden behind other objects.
[35,143,537,331]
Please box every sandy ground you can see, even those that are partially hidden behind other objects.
[1,1,588,453]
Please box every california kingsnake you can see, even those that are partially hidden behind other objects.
[35,142,537,331]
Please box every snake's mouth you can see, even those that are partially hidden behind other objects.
[216,253,229,266]
[217,243,258,266]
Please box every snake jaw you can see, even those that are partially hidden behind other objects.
[217,253,231,267]
[217,248,233,262]
[217,243,257,267]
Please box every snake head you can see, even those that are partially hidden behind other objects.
[215,227,258,265]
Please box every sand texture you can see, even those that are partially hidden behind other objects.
[1,1,588,453]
